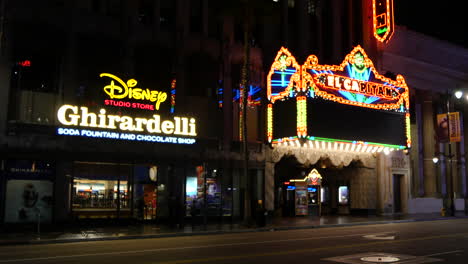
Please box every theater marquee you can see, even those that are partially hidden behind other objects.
[267,46,410,153]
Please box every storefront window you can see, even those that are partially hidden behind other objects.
[185,165,222,218]
[186,176,199,216]
[72,162,131,219]
[133,165,158,220]
[186,165,205,217]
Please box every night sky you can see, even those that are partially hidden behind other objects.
[394,1,468,49]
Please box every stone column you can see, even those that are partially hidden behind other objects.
[264,161,275,211]
[416,100,425,196]
[422,94,438,196]
[376,152,388,214]
[439,143,447,196]
[54,161,73,222]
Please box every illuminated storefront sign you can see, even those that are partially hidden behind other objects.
[56,73,197,144]
[57,128,195,144]
[100,73,168,110]
[267,46,410,151]
[57,105,196,136]
[372,0,394,43]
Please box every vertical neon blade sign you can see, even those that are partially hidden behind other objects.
[267,104,273,142]
[373,0,394,43]
[170,79,176,113]
[297,96,307,138]
[406,113,411,148]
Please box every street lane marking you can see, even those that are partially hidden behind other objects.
[0,232,390,263]
[0,232,463,263]
[153,232,468,264]
[424,250,463,257]
[363,233,396,240]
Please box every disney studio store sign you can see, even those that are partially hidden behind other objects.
[56,73,197,144]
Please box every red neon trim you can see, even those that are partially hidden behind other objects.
[372,0,394,43]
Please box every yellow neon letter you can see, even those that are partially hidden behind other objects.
[155,92,168,110]
[100,73,129,99]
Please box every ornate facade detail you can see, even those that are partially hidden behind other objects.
[269,146,377,168]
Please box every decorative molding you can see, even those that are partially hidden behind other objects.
[269,146,377,168]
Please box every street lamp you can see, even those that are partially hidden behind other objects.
[438,88,466,216]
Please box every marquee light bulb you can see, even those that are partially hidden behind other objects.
[455,90,463,99]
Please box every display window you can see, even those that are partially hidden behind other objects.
[133,165,158,220]
[72,162,131,218]
[4,180,53,223]
[185,165,222,217]
[3,160,55,223]
[338,186,349,205]
[186,165,205,217]
[73,180,128,209]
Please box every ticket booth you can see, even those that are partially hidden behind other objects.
[284,168,322,217]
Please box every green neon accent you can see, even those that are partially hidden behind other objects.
[306,136,404,149]
[406,115,411,147]
[377,27,388,35]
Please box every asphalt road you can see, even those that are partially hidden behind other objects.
[0,219,467,264]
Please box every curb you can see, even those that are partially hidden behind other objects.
[1,216,467,247]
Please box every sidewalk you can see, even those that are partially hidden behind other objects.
[1,212,467,246]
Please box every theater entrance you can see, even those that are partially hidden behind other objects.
[275,155,366,217]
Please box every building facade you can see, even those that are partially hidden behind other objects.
[382,26,468,215]
[1,0,467,227]
[0,0,268,225]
